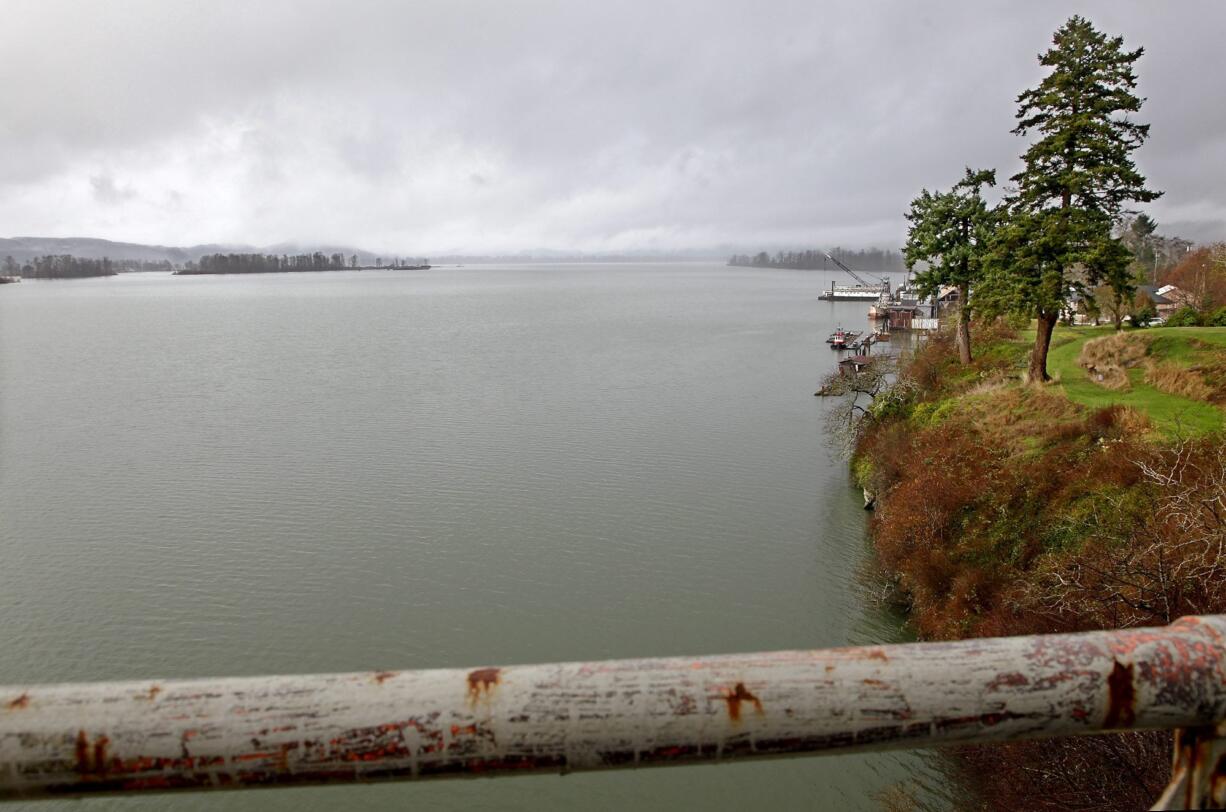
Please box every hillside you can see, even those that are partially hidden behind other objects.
[846,321,1226,809]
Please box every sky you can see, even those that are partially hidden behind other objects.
[1,1,1224,255]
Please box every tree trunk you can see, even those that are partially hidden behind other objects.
[1113,292,1124,331]
[1030,311,1058,383]
[956,282,972,364]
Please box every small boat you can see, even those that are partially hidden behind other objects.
[827,328,861,350]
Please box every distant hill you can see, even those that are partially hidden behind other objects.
[0,237,236,265]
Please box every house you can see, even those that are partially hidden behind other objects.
[936,285,961,307]
[838,355,873,375]
[883,305,921,330]
[1154,284,1187,314]
[1068,292,1097,325]
[1136,285,1176,317]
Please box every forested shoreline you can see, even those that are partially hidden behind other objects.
[727,247,905,271]
[2,255,118,279]
[177,252,430,274]
[0,251,437,280]
[178,252,349,274]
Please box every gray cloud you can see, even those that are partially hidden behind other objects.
[1,0,1223,253]
[89,173,137,205]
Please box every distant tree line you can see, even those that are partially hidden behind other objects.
[179,252,351,274]
[3,254,118,279]
[727,247,906,271]
[114,259,175,272]
[178,252,430,274]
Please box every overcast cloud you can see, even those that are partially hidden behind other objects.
[1,0,1223,254]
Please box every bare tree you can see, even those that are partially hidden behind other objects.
[816,357,911,456]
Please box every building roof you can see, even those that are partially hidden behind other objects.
[1136,285,1173,306]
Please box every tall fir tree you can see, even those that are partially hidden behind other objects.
[984,15,1160,380]
[903,168,997,364]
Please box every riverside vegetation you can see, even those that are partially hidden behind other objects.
[823,15,1226,811]
[842,321,1226,811]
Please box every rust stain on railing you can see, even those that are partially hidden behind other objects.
[1104,660,1137,728]
[0,616,1223,807]
[465,667,500,705]
[722,682,763,723]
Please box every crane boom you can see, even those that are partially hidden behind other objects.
[823,252,886,287]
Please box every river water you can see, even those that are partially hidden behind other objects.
[0,263,944,809]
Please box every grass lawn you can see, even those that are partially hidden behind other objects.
[1043,325,1226,436]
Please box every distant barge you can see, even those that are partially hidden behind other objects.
[817,282,890,301]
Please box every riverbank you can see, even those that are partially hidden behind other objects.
[850,321,1226,809]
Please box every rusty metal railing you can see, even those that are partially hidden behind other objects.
[2,616,1224,807]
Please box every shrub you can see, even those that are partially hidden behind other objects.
[851,455,875,490]
[1129,301,1158,327]
[1084,404,1149,439]
[954,733,1170,812]
[904,331,957,394]
[971,316,1020,345]
[866,382,916,423]
[1164,306,1203,327]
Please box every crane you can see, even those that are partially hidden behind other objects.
[823,252,889,288]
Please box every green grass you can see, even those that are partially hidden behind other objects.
[1045,325,1226,436]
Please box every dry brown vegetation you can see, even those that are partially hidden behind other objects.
[1142,359,1214,401]
[1078,332,1150,390]
[1078,331,1226,406]
[952,732,1170,812]
[852,320,1226,810]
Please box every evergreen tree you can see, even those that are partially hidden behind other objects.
[903,168,997,364]
[984,16,1160,381]
[1121,213,1159,281]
